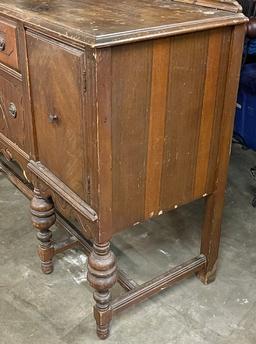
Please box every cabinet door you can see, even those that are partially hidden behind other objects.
[0,75,26,150]
[27,32,86,199]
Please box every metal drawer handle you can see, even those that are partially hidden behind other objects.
[8,102,17,119]
[0,36,5,52]
[48,113,58,123]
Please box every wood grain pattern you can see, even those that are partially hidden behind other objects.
[199,24,245,284]
[28,161,98,223]
[160,31,209,210]
[18,21,38,162]
[102,26,242,236]
[0,0,246,47]
[111,41,152,232]
[193,29,223,198]
[145,38,170,218]
[95,48,113,243]
[83,48,99,211]
[205,28,232,193]
[0,133,29,173]
[176,0,242,12]
[27,32,86,199]
[0,2,246,339]
[0,17,19,70]
[0,74,26,151]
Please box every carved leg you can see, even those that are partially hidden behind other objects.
[87,242,117,339]
[31,188,56,274]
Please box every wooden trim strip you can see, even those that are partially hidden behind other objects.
[194,30,222,198]
[0,133,29,161]
[54,237,80,255]
[92,16,247,48]
[0,5,247,48]
[0,62,22,81]
[144,38,170,218]
[95,48,113,241]
[204,27,231,193]
[111,255,206,314]
[118,270,140,291]
[174,0,242,13]
[214,24,246,191]
[0,159,32,197]
[28,160,98,222]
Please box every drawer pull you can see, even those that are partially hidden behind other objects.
[8,102,17,118]
[0,36,5,52]
[48,113,58,123]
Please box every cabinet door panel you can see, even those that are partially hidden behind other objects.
[27,33,86,198]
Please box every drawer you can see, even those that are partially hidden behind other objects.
[27,33,86,199]
[0,75,26,150]
[0,18,19,70]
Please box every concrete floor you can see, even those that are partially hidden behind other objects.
[0,143,256,344]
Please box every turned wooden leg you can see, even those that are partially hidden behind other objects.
[31,188,56,274]
[87,242,117,339]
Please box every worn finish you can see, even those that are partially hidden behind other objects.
[0,0,246,340]
[0,17,19,70]
[1,144,256,344]
[0,74,26,152]
[27,32,86,199]
[107,26,235,234]
[198,24,245,284]
[31,187,56,274]
[88,242,117,339]
[0,0,246,47]
[176,0,242,12]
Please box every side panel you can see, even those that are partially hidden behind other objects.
[106,27,234,235]
[159,28,231,210]
[111,41,152,231]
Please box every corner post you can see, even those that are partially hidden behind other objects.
[198,24,246,284]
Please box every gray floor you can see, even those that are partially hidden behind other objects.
[0,143,256,344]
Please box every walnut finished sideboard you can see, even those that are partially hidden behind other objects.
[0,0,247,339]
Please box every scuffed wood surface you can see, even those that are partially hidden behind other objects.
[0,0,246,47]
[175,0,242,13]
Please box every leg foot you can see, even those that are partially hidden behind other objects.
[31,188,56,274]
[198,193,222,285]
[87,242,117,339]
[197,262,217,285]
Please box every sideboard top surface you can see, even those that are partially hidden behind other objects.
[0,0,246,47]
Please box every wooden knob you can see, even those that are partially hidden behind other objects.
[48,114,58,123]
[247,18,256,39]
[0,36,5,52]
[8,102,17,118]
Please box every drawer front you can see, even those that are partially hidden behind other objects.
[0,18,19,70]
[27,33,86,199]
[0,75,26,150]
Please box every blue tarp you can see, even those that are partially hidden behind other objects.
[248,39,256,55]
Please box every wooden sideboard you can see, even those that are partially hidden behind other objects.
[0,0,247,339]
